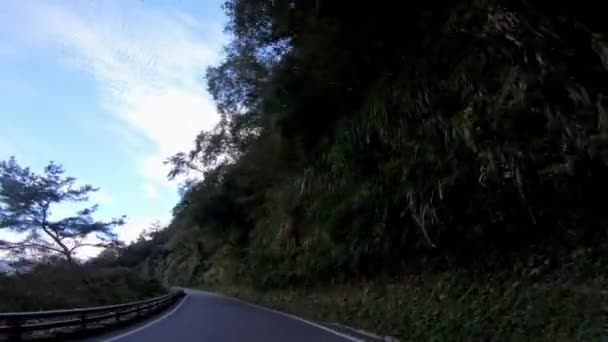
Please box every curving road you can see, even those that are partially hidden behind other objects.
[97,289,362,342]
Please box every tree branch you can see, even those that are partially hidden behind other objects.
[0,241,64,254]
[40,223,72,261]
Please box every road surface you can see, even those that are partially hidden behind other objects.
[98,289,362,342]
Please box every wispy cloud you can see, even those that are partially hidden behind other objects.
[14,1,224,192]
[117,215,171,244]
[142,183,160,200]
[76,214,170,258]
[91,189,113,206]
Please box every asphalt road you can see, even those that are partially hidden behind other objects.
[98,289,362,342]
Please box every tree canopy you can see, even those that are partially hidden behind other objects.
[0,157,124,263]
[84,2,608,338]
[129,0,608,289]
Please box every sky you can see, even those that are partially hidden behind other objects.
[0,0,227,255]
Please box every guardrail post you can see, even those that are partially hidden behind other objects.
[7,317,22,341]
[0,291,182,340]
[80,312,87,331]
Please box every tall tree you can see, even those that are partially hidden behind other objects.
[0,157,124,263]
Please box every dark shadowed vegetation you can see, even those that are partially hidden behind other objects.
[130,0,608,284]
[5,0,608,339]
[106,0,608,339]
[0,160,165,312]
[0,260,165,312]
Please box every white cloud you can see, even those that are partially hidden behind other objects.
[139,154,172,185]
[91,189,113,205]
[16,1,223,191]
[119,215,171,244]
[75,213,170,259]
[142,183,160,199]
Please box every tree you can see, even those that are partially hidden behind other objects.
[0,157,125,263]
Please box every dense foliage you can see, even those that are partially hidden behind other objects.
[91,1,608,338]
[213,265,605,341]
[128,0,608,289]
[0,261,165,312]
[0,160,163,313]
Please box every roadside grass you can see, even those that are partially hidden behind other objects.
[204,268,605,341]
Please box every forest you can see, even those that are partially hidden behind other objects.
[3,0,608,339]
[108,1,608,338]
[130,0,608,283]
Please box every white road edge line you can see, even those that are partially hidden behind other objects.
[327,323,385,340]
[102,294,188,342]
[213,292,364,342]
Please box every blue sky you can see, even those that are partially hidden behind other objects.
[0,0,227,252]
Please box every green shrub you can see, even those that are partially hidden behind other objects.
[0,262,166,312]
[208,268,605,341]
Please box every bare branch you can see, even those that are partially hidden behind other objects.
[0,240,64,254]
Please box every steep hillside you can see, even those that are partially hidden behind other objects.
[110,0,608,339]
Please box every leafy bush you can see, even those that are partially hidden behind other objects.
[0,262,166,312]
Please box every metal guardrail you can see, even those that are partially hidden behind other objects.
[0,290,185,340]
